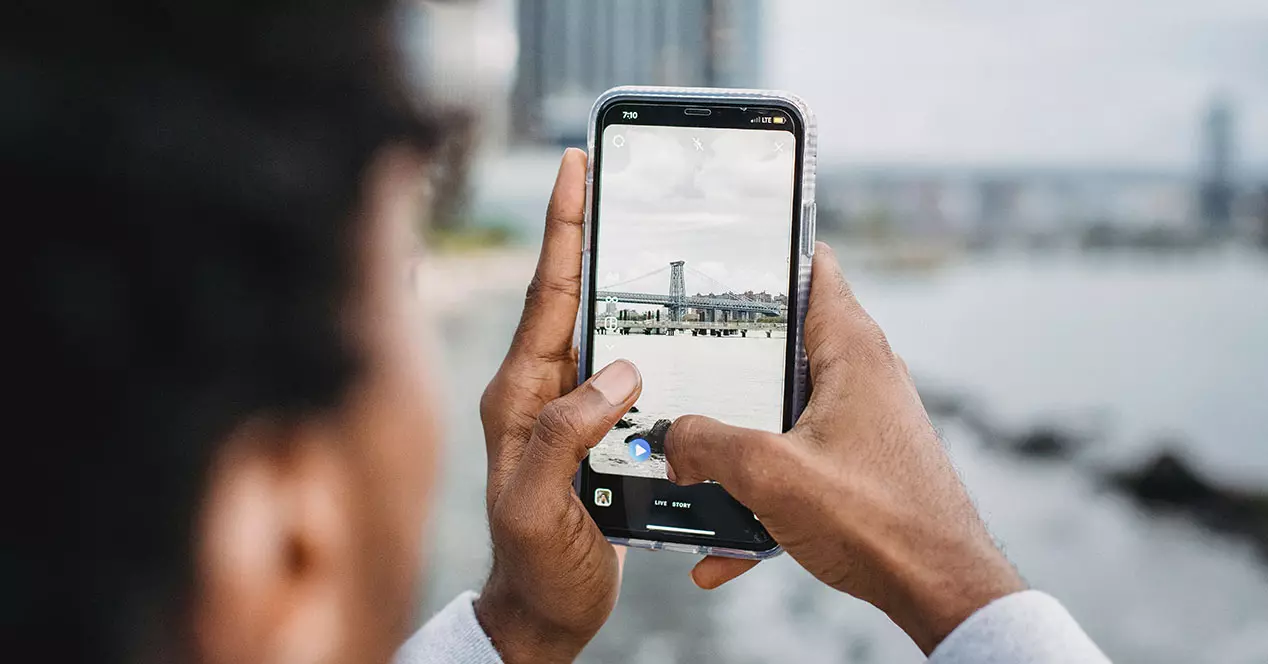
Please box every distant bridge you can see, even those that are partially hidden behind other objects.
[597,260,786,320]
[595,291,784,316]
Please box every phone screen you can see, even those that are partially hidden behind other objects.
[580,100,806,554]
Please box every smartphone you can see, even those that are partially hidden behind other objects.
[575,86,817,559]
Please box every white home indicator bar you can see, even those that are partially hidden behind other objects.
[646,524,715,536]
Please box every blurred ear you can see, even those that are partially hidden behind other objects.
[194,418,355,664]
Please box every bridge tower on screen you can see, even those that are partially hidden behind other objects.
[668,261,686,321]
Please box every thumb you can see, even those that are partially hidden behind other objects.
[516,360,642,490]
[663,415,794,509]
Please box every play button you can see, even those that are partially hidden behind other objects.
[627,437,651,463]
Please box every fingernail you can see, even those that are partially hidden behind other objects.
[591,360,639,406]
[666,462,678,483]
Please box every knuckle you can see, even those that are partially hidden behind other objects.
[479,380,539,443]
[489,501,519,540]
[809,340,845,376]
[491,500,550,545]
[841,319,896,370]
[533,398,585,442]
[803,309,834,347]
[479,381,502,423]
[524,273,581,304]
[808,304,892,372]
[546,208,584,229]
[665,416,705,462]
[509,321,575,367]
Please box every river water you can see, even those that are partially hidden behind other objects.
[421,249,1268,664]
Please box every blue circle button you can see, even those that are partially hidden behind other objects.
[627,437,651,463]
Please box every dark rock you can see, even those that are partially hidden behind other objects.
[1107,450,1268,562]
[628,405,640,414]
[613,418,635,429]
[1008,425,1084,460]
[1108,451,1219,508]
[916,384,1007,447]
[919,382,1092,460]
[625,419,672,456]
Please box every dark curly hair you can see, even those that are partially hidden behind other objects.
[4,2,442,661]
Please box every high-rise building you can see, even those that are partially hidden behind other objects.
[1199,98,1236,234]
[512,0,765,144]
[712,0,764,88]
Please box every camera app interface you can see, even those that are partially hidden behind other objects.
[590,123,797,481]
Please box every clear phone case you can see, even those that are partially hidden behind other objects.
[574,86,818,561]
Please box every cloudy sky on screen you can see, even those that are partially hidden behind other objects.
[595,124,797,298]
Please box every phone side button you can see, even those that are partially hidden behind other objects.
[801,202,817,256]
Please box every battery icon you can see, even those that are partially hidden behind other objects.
[772,116,787,124]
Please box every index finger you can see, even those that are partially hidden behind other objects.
[691,556,760,590]
[803,242,890,382]
[508,148,589,365]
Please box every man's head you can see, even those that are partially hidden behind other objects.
[9,2,445,662]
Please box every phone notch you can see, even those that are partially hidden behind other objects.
[683,107,712,117]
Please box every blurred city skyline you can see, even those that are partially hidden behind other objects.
[467,0,1267,241]
[469,0,1267,172]
[765,0,1268,171]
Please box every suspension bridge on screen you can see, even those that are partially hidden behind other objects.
[596,261,787,337]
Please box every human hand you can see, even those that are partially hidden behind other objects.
[474,149,639,664]
[663,242,1025,654]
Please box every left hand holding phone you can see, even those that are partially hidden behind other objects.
[475,148,641,664]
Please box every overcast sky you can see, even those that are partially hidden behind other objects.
[595,124,796,297]
[766,0,1268,170]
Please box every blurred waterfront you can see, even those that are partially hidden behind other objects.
[411,0,1268,662]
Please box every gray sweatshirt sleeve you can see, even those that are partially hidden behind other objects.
[394,591,503,664]
[397,589,1107,664]
[928,590,1110,664]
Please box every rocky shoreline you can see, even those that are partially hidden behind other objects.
[922,383,1268,564]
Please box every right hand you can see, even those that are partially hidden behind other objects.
[663,242,1026,654]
